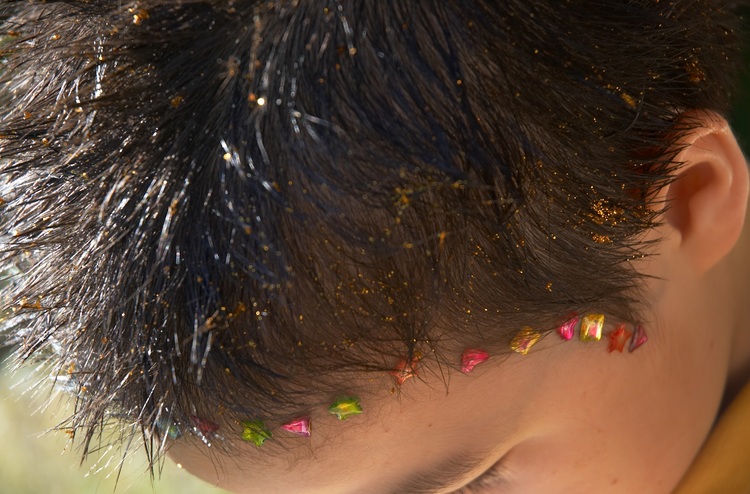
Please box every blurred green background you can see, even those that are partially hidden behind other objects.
[1,18,750,494]
[0,359,229,494]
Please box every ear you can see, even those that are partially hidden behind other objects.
[661,112,749,275]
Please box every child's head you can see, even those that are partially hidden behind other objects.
[1,1,748,492]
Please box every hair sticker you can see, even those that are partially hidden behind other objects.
[607,324,632,353]
[241,420,273,446]
[557,314,579,341]
[460,349,490,374]
[328,397,363,420]
[629,324,648,352]
[580,314,605,342]
[510,327,542,355]
[280,417,311,437]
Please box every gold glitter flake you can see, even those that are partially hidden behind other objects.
[394,187,413,209]
[605,83,638,109]
[619,92,637,109]
[685,59,706,84]
[19,298,42,310]
[589,199,625,226]
[129,7,149,25]
[437,231,447,249]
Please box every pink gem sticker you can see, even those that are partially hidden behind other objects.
[557,314,579,341]
[629,324,648,352]
[281,417,311,437]
[461,349,489,374]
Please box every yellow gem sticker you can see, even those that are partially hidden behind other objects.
[510,327,542,355]
[580,314,605,342]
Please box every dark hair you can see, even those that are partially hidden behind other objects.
[0,0,745,461]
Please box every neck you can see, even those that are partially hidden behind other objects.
[721,207,750,407]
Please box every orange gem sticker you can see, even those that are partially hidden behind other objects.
[607,325,632,353]
[390,357,418,385]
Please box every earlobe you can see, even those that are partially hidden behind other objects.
[662,113,749,275]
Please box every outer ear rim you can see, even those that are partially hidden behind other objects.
[658,111,749,276]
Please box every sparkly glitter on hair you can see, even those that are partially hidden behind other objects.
[0,0,740,468]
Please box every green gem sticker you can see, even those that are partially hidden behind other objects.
[328,396,363,420]
[241,420,272,446]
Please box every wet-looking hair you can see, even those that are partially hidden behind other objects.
[0,0,745,461]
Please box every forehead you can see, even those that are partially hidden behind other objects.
[168,355,531,493]
[169,320,721,493]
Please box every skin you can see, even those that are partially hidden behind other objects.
[169,114,750,493]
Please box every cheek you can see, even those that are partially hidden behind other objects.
[498,343,723,494]
[501,427,691,494]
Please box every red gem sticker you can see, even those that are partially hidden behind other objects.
[390,355,420,385]
[607,325,632,353]
[190,416,220,435]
